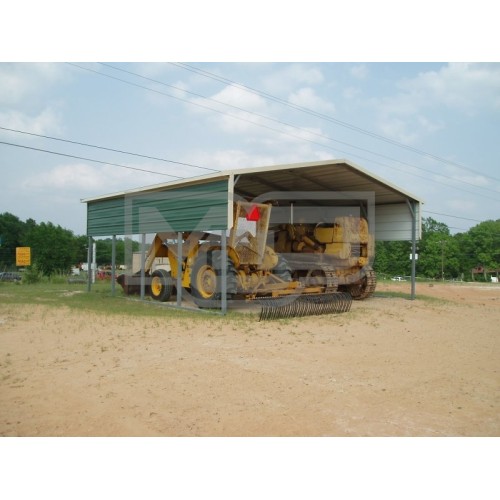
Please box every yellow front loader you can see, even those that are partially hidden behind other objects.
[117,201,352,318]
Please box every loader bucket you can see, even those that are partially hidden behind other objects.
[257,292,352,321]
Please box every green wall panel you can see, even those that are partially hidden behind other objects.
[87,180,229,236]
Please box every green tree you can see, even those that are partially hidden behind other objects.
[94,238,139,266]
[374,217,464,280]
[456,219,500,279]
[416,217,463,279]
[95,239,113,265]
[419,232,460,279]
[0,212,26,270]
[1,211,141,276]
[23,222,77,276]
[73,235,89,264]
[422,217,450,235]
[374,240,412,277]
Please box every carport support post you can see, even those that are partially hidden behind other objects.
[408,200,417,300]
[221,230,227,314]
[177,233,182,307]
[140,233,146,300]
[86,236,93,292]
[111,235,116,295]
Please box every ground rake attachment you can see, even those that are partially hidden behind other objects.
[256,291,352,321]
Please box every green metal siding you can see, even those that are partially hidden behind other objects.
[87,180,229,236]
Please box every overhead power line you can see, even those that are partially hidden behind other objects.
[68,63,500,202]
[0,141,184,179]
[422,210,484,223]
[0,126,219,174]
[67,63,382,162]
[98,63,500,195]
[170,62,500,184]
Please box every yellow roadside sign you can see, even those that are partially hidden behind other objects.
[16,247,31,266]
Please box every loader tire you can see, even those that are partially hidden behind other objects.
[191,250,237,309]
[150,269,173,302]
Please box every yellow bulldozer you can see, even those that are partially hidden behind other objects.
[117,200,362,318]
[271,216,376,300]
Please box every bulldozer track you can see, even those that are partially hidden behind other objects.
[346,266,377,300]
[287,258,339,293]
[317,263,339,293]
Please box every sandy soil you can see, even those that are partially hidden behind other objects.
[1,281,499,436]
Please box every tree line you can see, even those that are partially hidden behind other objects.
[0,212,138,276]
[375,217,500,280]
[1,211,499,280]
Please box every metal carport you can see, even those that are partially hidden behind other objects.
[82,159,423,309]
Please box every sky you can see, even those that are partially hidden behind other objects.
[1,60,499,237]
[1,2,499,242]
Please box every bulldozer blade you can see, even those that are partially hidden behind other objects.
[257,292,352,321]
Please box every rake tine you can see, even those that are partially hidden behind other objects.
[343,292,353,312]
[258,292,352,321]
[292,295,306,317]
[330,293,339,314]
[260,301,266,321]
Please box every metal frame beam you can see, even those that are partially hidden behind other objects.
[140,233,146,300]
[407,199,417,300]
[221,230,227,314]
[111,235,116,295]
[177,233,183,307]
[87,236,93,292]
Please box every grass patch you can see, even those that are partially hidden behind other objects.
[0,281,260,322]
[373,290,450,305]
[1,282,367,324]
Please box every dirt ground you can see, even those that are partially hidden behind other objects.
[1,281,499,436]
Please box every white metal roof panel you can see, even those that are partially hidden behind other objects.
[82,159,423,240]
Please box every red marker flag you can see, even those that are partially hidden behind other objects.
[245,205,260,221]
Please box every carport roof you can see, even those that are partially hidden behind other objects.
[82,159,423,240]
[82,158,423,205]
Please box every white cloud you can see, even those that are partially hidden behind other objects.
[375,113,443,143]
[185,145,335,172]
[372,92,416,116]
[22,164,109,192]
[140,77,190,109]
[187,80,336,152]
[377,117,419,144]
[279,124,330,146]
[132,62,173,79]
[0,66,31,105]
[261,63,325,94]
[174,64,335,154]
[187,84,274,135]
[416,115,444,135]
[288,87,335,113]
[206,84,268,112]
[342,86,362,99]
[0,63,66,106]
[189,86,266,119]
[369,62,500,143]
[398,62,500,114]
[0,107,63,137]
[185,149,277,170]
[20,162,169,196]
[286,64,325,85]
[0,63,67,138]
